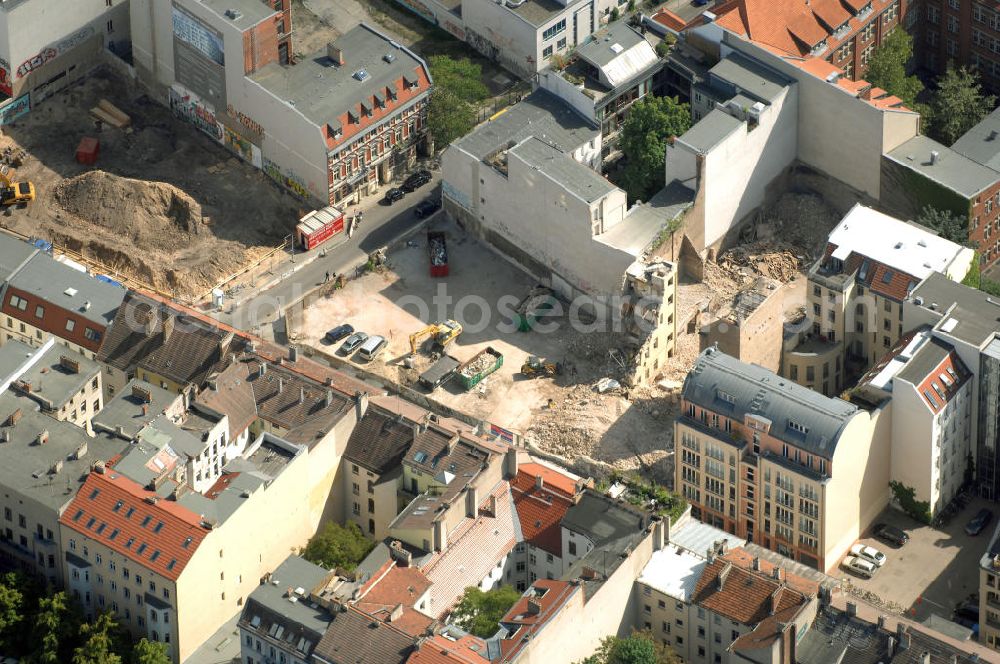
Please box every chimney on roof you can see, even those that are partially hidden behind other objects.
[93,460,107,474]
[772,567,784,582]
[921,652,931,664]
[327,43,344,66]
[324,390,332,408]
[74,442,88,460]
[717,562,732,590]
[0,430,9,443]
[355,391,368,420]
[163,314,175,342]
[259,362,267,378]
[142,404,148,417]
[487,492,497,517]
[930,150,940,165]
[59,355,80,374]
[990,130,998,140]
[877,615,886,629]
[37,430,49,446]
[580,566,598,580]
[527,599,542,615]
[299,387,305,405]
[278,378,285,394]
[752,556,761,572]
[535,474,544,490]
[432,519,447,552]
[887,636,897,659]
[132,384,151,403]
[288,345,298,363]
[6,408,22,427]
[846,601,857,617]
[707,546,715,564]
[50,459,63,475]
[82,300,91,312]
[389,603,405,622]
[504,446,518,479]
[388,539,413,567]
[465,486,479,518]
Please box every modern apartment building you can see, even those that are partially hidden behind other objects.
[784,204,974,395]
[536,22,663,164]
[979,523,1000,651]
[675,347,890,572]
[712,0,917,81]
[856,328,974,517]
[903,273,1000,501]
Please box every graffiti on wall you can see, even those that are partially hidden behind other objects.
[223,126,262,168]
[442,20,465,40]
[16,26,95,79]
[394,0,437,24]
[0,95,30,125]
[226,104,265,138]
[169,87,223,142]
[0,57,10,97]
[263,158,311,201]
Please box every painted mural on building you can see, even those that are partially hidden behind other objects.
[168,87,223,141]
[263,158,312,201]
[16,26,96,79]
[0,95,30,125]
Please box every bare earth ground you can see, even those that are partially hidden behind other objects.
[296,219,676,476]
[0,70,305,299]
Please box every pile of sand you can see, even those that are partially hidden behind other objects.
[53,171,203,252]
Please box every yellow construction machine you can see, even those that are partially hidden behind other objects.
[521,356,560,378]
[0,165,34,207]
[409,320,463,355]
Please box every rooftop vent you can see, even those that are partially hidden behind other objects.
[383,53,396,63]
[64,287,78,297]
[224,9,243,20]
[353,69,370,82]
[930,150,940,165]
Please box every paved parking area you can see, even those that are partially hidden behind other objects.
[837,501,990,623]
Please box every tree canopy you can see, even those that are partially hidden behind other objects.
[426,56,489,150]
[618,96,691,202]
[927,66,996,145]
[301,521,374,572]
[451,586,522,638]
[577,631,681,664]
[73,613,123,664]
[863,29,923,109]
[130,639,172,664]
[915,205,968,245]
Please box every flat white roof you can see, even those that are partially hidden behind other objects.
[637,544,707,602]
[828,204,965,280]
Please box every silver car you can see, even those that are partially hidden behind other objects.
[338,332,368,355]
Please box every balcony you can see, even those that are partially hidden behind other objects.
[988,594,1000,611]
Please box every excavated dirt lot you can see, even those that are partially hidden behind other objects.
[0,69,306,299]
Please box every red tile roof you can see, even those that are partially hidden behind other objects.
[651,8,688,32]
[355,565,435,637]
[406,633,490,664]
[326,65,431,151]
[59,470,209,581]
[497,580,577,661]
[511,465,577,557]
[693,558,809,626]
[721,548,819,597]
[913,345,971,414]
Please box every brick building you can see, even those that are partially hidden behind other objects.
[713,0,918,82]
[921,0,1000,94]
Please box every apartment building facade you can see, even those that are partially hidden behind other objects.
[713,0,917,81]
[784,204,973,395]
[676,347,891,572]
[921,0,1000,94]
[857,328,975,517]
[979,523,1000,651]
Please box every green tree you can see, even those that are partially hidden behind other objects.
[72,613,122,664]
[928,66,997,145]
[915,205,968,244]
[451,586,522,638]
[864,29,923,109]
[131,639,171,664]
[0,572,24,653]
[578,631,680,664]
[301,522,374,572]
[611,7,621,21]
[655,34,676,59]
[427,55,489,104]
[618,96,691,202]
[427,88,477,149]
[29,591,79,664]
[963,253,982,289]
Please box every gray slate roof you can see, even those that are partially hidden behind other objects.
[576,22,646,69]
[509,136,616,203]
[909,271,1000,347]
[508,0,580,27]
[6,251,125,327]
[0,393,129,511]
[200,0,276,31]
[895,336,964,386]
[454,89,598,161]
[0,238,38,283]
[950,106,1000,171]
[677,109,743,154]
[239,555,333,660]
[92,379,181,440]
[885,135,999,199]
[251,23,429,137]
[682,348,858,460]
[15,344,100,412]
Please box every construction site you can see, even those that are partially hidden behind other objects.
[0,69,307,299]
[294,191,842,484]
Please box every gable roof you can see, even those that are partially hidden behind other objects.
[354,565,434,637]
[951,106,1000,171]
[344,406,417,474]
[406,631,490,664]
[511,464,577,557]
[312,605,415,664]
[194,360,258,440]
[59,470,209,581]
[693,557,808,626]
[497,580,577,661]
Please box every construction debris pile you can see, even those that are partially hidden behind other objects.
[460,352,496,377]
[429,234,447,266]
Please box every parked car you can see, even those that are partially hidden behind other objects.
[841,555,877,579]
[872,523,909,547]
[324,324,354,344]
[849,543,887,567]
[338,331,369,355]
[954,601,980,624]
[383,188,405,205]
[357,335,388,362]
[693,0,711,6]
[414,197,441,218]
[401,169,432,192]
[966,508,994,536]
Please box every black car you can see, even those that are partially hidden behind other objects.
[383,188,405,205]
[872,523,909,547]
[966,508,994,536]
[401,169,432,192]
[324,324,354,344]
[414,198,441,218]
[954,601,980,624]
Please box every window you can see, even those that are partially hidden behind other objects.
[8,295,26,311]
[568,541,577,556]
[543,45,553,59]
[65,319,75,332]
[542,19,566,41]
[34,305,43,318]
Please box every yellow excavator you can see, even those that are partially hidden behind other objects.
[0,165,34,207]
[521,355,560,378]
[409,320,463,355]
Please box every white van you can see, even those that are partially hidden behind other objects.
[358,335,387,362]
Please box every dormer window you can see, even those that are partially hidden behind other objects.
[810,39,828,56]
[347,110,359,125]
[387,86,397,101]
